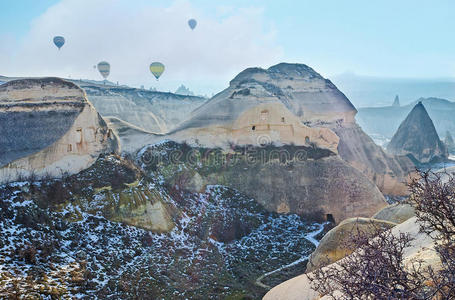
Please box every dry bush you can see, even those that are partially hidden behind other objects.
[407,169,455,298]
[309,226,433,299]
[310,169,455,299]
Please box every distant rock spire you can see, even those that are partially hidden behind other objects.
[392,95,400,107]
[175,85,194,96]
[387,102,447,163]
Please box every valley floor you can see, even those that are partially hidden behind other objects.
[0,180,322,299]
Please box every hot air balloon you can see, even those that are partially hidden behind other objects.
[188,19,197,30]
[149,62,165,80]
[97,61,110,80]
[53,36,65,50]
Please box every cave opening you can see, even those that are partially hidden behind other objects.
[326,214,335,223]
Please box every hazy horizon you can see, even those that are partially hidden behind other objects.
[1,0,455,97]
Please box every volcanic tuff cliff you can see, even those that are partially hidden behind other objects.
[166,63,413,195]
[0,78,118,183]
[79,82,207,133]
[141,142,387,224]
[387,102,448,163]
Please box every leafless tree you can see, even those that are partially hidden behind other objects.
[407,169,455,298]
[310,169,455,299]
[309,226,433,299]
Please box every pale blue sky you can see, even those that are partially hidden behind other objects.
[1,0,454,95]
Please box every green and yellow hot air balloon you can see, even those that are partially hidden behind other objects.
[150,62,165,80]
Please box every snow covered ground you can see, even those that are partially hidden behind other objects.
[0,181,321,299]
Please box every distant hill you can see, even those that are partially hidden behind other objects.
[357,97,455,140]
[331,73,455,108]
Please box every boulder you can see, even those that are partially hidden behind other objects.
[305,217,396,273]
[372,203,415,224]
[93,184,175,232]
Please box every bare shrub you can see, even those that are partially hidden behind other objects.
[18,244,37,265]
[309,226,433,299]
[310,169,455,299]
[406,169,455,298]
[407,170,455,243]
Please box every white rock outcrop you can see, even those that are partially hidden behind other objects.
[0,78,119,183]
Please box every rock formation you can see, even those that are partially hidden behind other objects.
[332,125,413,195]
[392,95,400,107]
[141,142,388,224]
[387,102,448,163]
[79,81,207,133]
[445,130,455,154]
[166,63,413,195]
[357,97,455,140]
[372,203,415,224]
[175,84,194,96]
[0,78,118,183]
[305,217,396,273]
[305,204,415,273]
[104,116,161,153]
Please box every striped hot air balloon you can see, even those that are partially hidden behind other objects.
[97,61,110,79]
[53,36,65,50]
[149,62,165,80]
[188,19,197,30]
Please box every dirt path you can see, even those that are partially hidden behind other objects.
[255,223,325,289]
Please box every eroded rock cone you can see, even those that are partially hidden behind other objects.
[387,102,447,163]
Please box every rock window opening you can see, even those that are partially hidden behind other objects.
[260,110,269,121]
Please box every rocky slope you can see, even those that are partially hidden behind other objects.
[387,102,448,163]
[139,141,387,224]
[0,154,325,299]
[103,116,161,153]
[0,78,118,183]
[78,81,207,134]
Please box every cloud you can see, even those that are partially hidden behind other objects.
[1,0,283,95]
